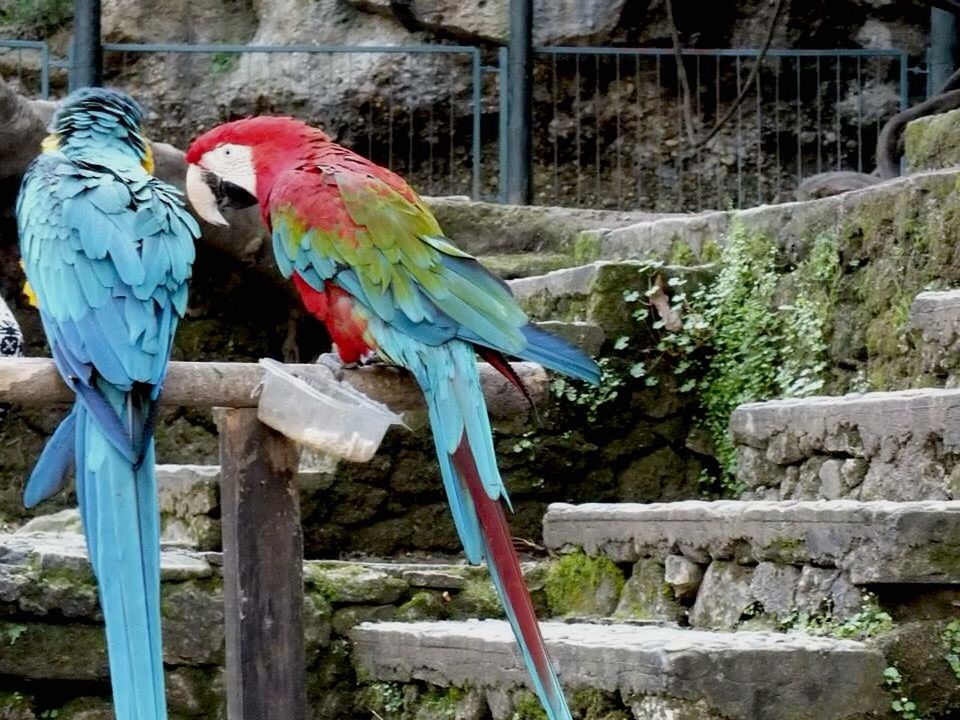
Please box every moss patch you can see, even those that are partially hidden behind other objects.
[449,577,504,619]
[545,551,625,616]
[905,108,960,173]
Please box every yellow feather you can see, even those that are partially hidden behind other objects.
[141,139,155,174]
[19,260,38,308]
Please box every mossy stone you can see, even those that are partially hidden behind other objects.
[544,551,625,617]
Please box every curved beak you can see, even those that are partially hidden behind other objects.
[186,164,258,227]
[186,164,229,226]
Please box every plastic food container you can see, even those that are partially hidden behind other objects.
[256,358,404,462]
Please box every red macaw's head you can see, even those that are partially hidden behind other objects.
[184,116,330,226]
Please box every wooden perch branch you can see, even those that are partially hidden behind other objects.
[0,357,548,417]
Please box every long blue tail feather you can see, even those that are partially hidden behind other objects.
[24,405,77,507]
[516,324,600,385]
[76,393,166,720]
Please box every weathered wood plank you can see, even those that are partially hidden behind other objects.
[219,409,305,720]
[0,357,547,415]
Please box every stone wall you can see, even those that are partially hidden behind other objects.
[0,521,540,719]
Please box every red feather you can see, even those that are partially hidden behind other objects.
[292,273,374,364]
[452,435,563,710]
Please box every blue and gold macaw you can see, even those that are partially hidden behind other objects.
[17,88,198,720]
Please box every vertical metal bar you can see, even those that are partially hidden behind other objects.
[899,51,909,111]
[40,43,49,99]
[695,53,702,209]
[498,46,510,204]
[676,53,684,210]
[616,53,622,209]
[796,56,802,188]
[220,409,305,720]
[755,57,762,206]
[507,0,533,204]
[856,55,863,173]
[715,55,722,209]
[71,0,103,89]
[472,49,482,200]
[387,67,395,171]
[409,75,416,179]
[775,56,782,200]
[655,53,662,210]
[736,55,743,208]
[816,55,822,175]
[428,90,435,195]
[835,55,841,170]
[448,67,455,193]
[552,51,559,203]
[575,53,582,206]
[899,51,909,176]
[930,7,958,96]
[594,54,601,206]
[635,53,642,207]
[367,63,375,159]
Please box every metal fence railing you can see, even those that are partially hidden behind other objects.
[0,40,913,212]
[531,47,909,212]
[100,43,496,201]
[0,39,50,98]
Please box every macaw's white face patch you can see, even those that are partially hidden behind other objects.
[185,143,259,227]
[200,143,257,197]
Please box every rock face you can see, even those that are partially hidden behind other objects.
[345,0,628,44]
[910,290,960,386]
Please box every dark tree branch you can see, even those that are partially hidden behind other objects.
[667,0,785,155]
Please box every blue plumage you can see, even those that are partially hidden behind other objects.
[17,87,198,720]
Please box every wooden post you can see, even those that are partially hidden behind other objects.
[218,409,305,720]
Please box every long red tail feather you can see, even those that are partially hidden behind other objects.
[452,435,565,713]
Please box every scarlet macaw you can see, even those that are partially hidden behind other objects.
[184,117,598,720]
[17,88,198,719]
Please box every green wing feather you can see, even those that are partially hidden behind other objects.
[271,164,528,351]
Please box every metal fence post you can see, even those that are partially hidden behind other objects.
[70,0,102,89]
[930,7,957,96]
[507,0,532,204]
[218,408,306,720]
[498,46,510,204]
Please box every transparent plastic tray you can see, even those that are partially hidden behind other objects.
[256,358,403,462]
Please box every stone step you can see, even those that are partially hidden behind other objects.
[583,167,960,264]
[542,500,960,629]
[350,619,885,720]
[507,261,707,337]
[544,500,960,584]
[730,389,960,501]
[476,251,575,279]
[909,290,960,385]
[426,195,669,258]
[0,530,532,717]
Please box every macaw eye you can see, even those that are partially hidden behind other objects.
[223,148,231,157]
